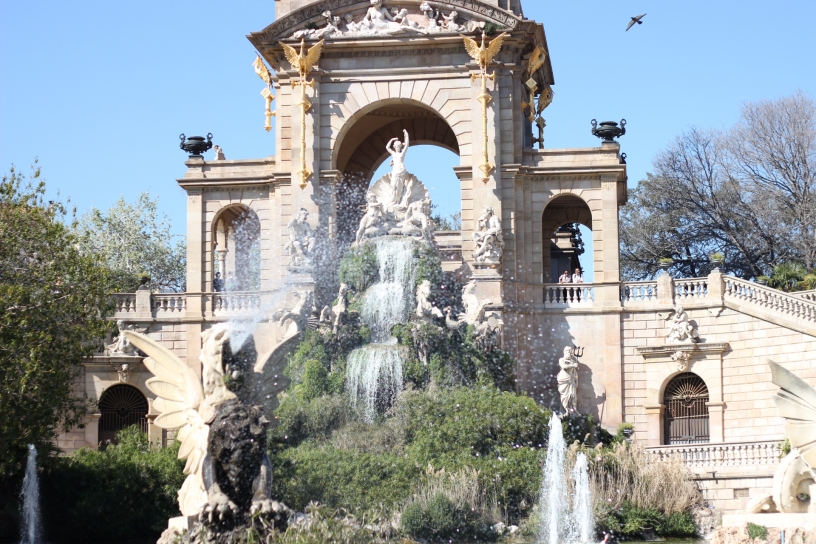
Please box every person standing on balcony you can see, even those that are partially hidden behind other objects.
[213,272,224,293]
[558,270,571,284]
[572,268,584,283]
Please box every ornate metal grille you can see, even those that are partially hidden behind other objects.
[98,384,148,448]
[663,372,709,445]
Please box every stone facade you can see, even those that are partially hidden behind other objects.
[55,0,816,515]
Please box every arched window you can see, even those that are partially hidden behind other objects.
[98,384,148,447]
[663,373,710,445]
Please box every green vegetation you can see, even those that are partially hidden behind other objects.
[746,521,768,540]
[0,165,114,540]
[39,426,185,543]
[599,501,696,538]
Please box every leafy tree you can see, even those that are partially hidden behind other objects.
[0,164,112,536]
[74,192,186,292]
[621,92,816,280]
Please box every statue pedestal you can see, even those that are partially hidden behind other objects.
[721,513,816,529]
[470,263,502,303]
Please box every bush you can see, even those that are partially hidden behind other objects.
[39,427,184,543]
[271,445,420,512]
[598,501,695,537]
[747,522,768,541]
[269,394,352,450]
[338,243,378,292]
[401,493,495,542]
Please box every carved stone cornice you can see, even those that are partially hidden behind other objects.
[249,0,521,45]
[636,342,730,359]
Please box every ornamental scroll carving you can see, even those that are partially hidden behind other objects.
[251,0,520,43]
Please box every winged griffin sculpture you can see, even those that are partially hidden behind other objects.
[748,360,816,514]
[124,325,291,523]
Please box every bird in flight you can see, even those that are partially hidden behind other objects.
[626,13,646,31]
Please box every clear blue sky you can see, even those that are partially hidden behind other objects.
[2,0,815,272]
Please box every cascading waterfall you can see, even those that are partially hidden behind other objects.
[347,237,417,420]
[537,416,595,544]
[19,444,41,544]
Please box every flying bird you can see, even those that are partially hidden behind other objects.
[626,13,646,31]
[280,38,325,77]
[461,31,508,71]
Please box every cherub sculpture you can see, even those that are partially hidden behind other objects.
[665,303,700,344]
[285,208,316,266]
[415,279,443,323]
[123,325,290,525]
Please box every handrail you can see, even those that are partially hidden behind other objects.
[543,283,595,306]
[724,276,816,324]
[620,281,658,304]
[646,440,781,469]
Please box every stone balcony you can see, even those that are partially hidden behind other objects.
[111,289,283,322]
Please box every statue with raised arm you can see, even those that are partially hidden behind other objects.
[557,346,579,413]
[386,129,410,207]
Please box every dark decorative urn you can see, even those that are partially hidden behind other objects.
[591,119,626,143]
[179,133,213,158]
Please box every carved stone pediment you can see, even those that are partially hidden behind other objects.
[249,0,521,44]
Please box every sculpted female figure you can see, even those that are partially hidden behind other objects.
[557,346,579,412]
[363,0,396,29]
[386,129,410,206]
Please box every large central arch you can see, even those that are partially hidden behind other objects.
[332,99,462,245]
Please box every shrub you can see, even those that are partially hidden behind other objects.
[401,493,494,542]
[746,521,768,540]
[269,394,352,450]
[599,501,695,537]
[338,243,378,292]
[39,426,184,543]
[271,445,420,512]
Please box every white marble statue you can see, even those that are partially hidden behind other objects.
[557,346,579,413]
[213,145,225,160]
[354,131,433,244]
[107,320,137,355]
[121,325,290,518]
[665,303,700,344]
[274,290,315,335]
[746,360,816,515]
[458,280,503,350]
[461,280,491,325]
[293,10,340,39]
[285,208,316,266]
[441,9,465,31]
[415,279,443,323]
[472,205,504,262]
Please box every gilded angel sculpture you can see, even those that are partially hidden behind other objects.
[124,324,291,523]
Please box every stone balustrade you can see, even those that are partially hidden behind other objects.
[543,283,595,306]
[620,281,658,305]
[212,292,262,315]
[796,289,816,302]
[112,293,137,314]
[152,294,185,315]
[674,277,708,300]
[646,440,781,469]
[111,290,280,320]
[724,276,816,323]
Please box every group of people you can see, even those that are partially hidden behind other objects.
[558,267,584,284]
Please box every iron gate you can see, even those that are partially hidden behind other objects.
[98,384,148,448]
[663,372,709,444]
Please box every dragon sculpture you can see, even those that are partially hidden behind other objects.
[124,324,291,526]
[748,360,816,514]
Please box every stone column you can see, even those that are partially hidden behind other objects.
[135,289,152,318]
[644,404,664,446]
[707,401,725,443]
[657,272,675,306]
[185,188,204,370]
[214,246,227,280]
[84,413,101,450]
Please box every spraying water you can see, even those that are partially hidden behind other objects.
[571,452,593,543]
[347,237,417,419]
[537,416,595,544]
[20,444,41,544]
[539,415,568,544]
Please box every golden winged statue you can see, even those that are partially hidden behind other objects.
[253,54,273,87]
[460,32,508,72]
[526,46,546,76]
[281,38,325,78]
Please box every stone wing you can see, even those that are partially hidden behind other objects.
[124,331,209,476]
[768,359,816,467]
[247,332,299,424]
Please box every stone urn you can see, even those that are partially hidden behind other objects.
[657,260,673,273]
[180,133,213,158]
[591,119,626,143]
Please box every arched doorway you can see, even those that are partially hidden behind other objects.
[212,206,261,291]
[663,373,710,445]
[541,195,593,283]
[98,384,148,447]
[333,101,461,246]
